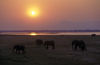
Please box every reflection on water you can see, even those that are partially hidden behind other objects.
[0,32,100,35]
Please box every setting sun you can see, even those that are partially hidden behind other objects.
[30,32,37,36]
[31,11,35,15]
[27,7,40,17]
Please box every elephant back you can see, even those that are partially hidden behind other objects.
[79,40,85,45]
[72,40,79,45]
[36,39,43,43]
[44,40,55,45]
[13,45,25,50]
[44,41,49,45]
[50,40,55,44]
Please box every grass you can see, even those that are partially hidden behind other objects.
[0,35,100,65]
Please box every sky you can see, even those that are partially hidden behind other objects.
[0,0,100,30]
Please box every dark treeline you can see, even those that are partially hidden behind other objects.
[0,29,100,33]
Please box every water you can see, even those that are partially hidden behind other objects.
[0,32,100,35]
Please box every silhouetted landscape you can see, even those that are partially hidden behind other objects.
[0,0,100,65]
[0,35,100,65]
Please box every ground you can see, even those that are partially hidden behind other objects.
[0,35,100,65]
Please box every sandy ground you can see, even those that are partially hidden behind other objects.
[0,35,100,65]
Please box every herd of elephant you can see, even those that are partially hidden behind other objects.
[13,39,88,54]
[13,39,55,53]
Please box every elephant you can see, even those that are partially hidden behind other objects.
[91,34,96,38]
[12,45,26,53]
[72,40,87,51]
[35,39,43,47]
[44,40,55,49]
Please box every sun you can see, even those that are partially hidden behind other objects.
[31,11,35,15]
[27,7,40,17]
[30,32,37,36]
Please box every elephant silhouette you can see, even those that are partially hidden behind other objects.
[72,40,87,51]
[91,34,96,38]
[12,45,26,53]
[44,40,55,49]
[35,39,43,47]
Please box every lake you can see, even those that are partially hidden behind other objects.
[0,32,100,35]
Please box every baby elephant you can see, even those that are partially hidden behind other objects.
[44,40,55,49]
[13,45,26,53]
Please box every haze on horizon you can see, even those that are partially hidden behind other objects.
[0,0,100,30]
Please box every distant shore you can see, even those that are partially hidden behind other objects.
[0,29,100,33]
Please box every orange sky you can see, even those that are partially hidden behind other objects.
[0,0,100,30]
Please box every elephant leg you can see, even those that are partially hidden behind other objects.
[22,49,26,53]
[39,44,41,46]
[39,44,41,47]
[22,50,24,53]
[15,49,17,53]
[24,49,26,53]
[37,43,40,47]
[84,47,87,51]
[75,45,77,51]
[42,43,43,46]
[81,48,84,51]
[46,45,48,49]
[80,46,87,51]
[52,45,55,49]
[18,50,20,54]
[40,44,42,47]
